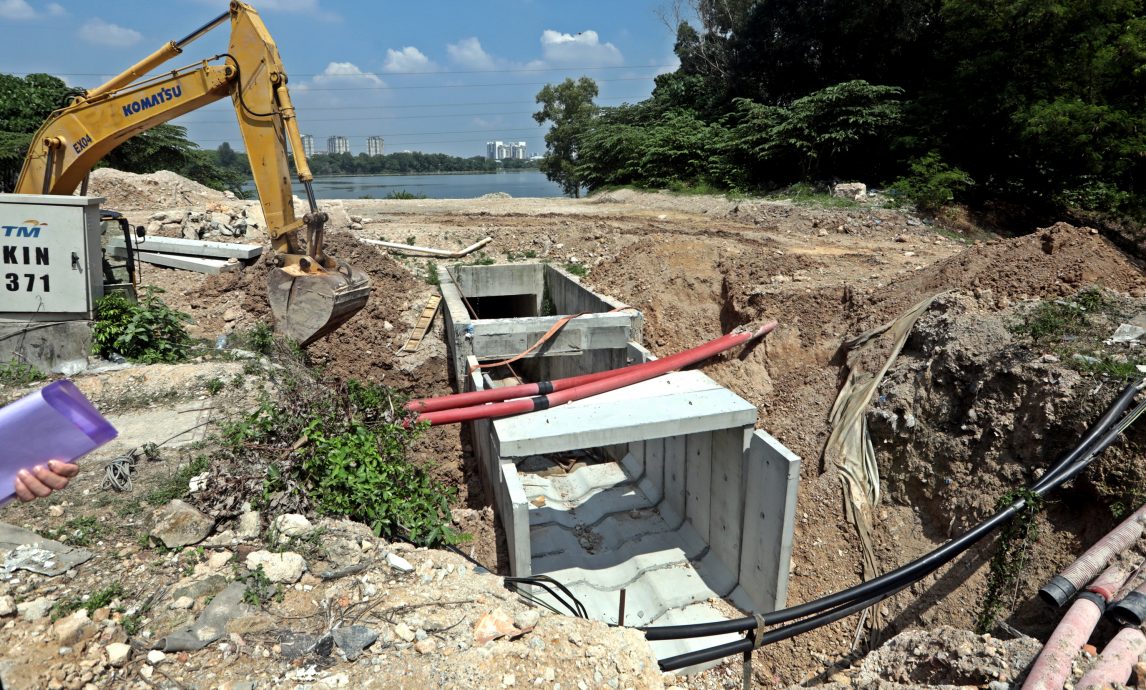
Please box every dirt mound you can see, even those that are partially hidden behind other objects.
[84,168,227,211]
[892,222,1146,303]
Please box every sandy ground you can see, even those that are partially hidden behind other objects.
[4,172,1146,689]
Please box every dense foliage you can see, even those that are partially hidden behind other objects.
[91,288,192,364]
[304,151,536,176]
[535,0,1146,226]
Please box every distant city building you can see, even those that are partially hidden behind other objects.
[300,134,314,157]
[366,136,385,156]
[327,135,350,155]
[486,140,527,160]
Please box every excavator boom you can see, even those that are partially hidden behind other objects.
[13,1,370,346]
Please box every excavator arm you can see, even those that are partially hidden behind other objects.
[13,1,370,346]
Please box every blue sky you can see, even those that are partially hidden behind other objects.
[1,0,685,159]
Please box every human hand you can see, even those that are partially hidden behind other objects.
[14,461,80,502]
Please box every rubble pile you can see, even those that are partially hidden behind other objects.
[83,169,228,211]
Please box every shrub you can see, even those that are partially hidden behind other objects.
[890,152,975,213]
[386,190,428,200]
[216,374,460,546]
[91,287,192,363]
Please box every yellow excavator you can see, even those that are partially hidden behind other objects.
[12,1,370,346]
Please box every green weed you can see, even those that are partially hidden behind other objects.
[0,360,45,386]
[206,377,224,395]
[977,489,1042,633]
[43,516,103,546]
[425,261,440,286]
[51,582,124,621]
[564,263,588,278]
[240,564,282,607]
[145,455,210,506]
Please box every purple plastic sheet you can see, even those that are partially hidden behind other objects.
[0,380,117,503]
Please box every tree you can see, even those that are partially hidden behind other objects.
[217,141,238,168]
[0,73,81,191]
[534,77,599,198]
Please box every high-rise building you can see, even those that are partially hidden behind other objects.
[327,135,350,155]
[300,134,314,157]
[488,140,528,160]
[366,136,385,156]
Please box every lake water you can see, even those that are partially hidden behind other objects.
[245,169,567,200]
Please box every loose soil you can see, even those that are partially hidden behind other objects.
[4,172,1146,689]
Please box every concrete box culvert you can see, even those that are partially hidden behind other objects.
[439,263,643,386]
[462,347,799,669]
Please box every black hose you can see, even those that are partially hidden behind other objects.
[653,390,1146,671]
[642,380,1144,643]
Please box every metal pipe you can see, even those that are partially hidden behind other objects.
[361,237,493,259]
[175,9,229,48]
[82,41,184,102]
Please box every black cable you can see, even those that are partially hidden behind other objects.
[654,390,1146,671]
[642,379,1145,642]
[220,53,277,118]
[443,543,589,619]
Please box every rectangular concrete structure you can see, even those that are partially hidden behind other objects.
[107,236,263,260]
[440,263,643,386]
[450,263,799,671]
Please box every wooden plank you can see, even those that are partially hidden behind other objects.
[107,236,262,260]
[401,294,441,353]
[107,247,239,274]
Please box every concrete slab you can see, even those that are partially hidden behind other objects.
[493,370,757,457]
[107,247,240,274]
[107,236,262,260]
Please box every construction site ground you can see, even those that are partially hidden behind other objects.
[2,169,1145,689]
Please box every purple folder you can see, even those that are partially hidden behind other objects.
[0,380,117,503]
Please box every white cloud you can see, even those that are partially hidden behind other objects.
[45,2,64,16]
[383,47,434,74]
[296,62,385,92]
[77,18,142,47]
[447,37,497,71]
[539,30,623,67]
[0,0,37,20]
[192,0,338,20]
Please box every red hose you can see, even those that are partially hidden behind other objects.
[1076,626,1146,690]
[417,321,777,426]
[1022,565,1129,690]
[408,330,748,414]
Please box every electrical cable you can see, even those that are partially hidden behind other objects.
[642,378,1145,643]
[442,543,589,620]
[652,384,1146,671]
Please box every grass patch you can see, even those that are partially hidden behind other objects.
[563,262,588,278]
[768,182,859,208]
[51,582,124,621]
[425,261,440,286]
[0,360,45,387]
[145,455,210,506]
[1010,287,1145,381]
[42,516,103,546]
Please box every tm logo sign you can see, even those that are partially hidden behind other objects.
[2,219,47,238]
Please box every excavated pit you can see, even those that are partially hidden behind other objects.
[440,262,801,669]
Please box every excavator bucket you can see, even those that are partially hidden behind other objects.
[267,259,371,347]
